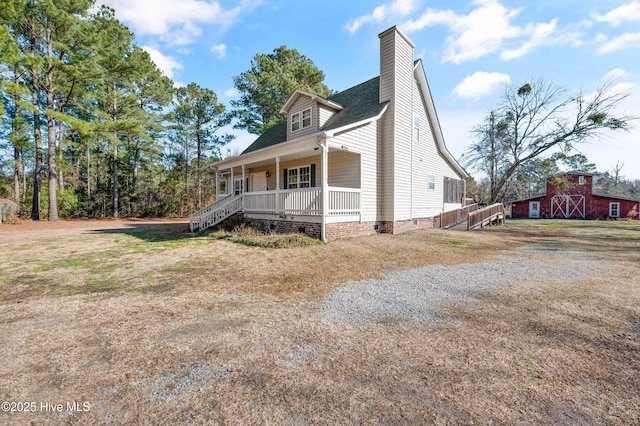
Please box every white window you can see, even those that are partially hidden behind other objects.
[234,178,244,195]
[428,175,435,191]
[291,108,311,132]
[288,166,311,189]
[609,202,620,218]
[413,114,420,142]
[291,112,300,131]
[578,176,585,185]
[302,108,312,128]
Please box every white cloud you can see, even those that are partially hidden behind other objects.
[500,19,557,60]
[223,88,238,98]
[141,46,182,79]
[99,0,240,45]
[452,71,511,100]
[594,33,609,43]
[592,1,640,27]
[210,43,227,59]
[602,68,629,82]
[346,0,418,34]
[403,0,563,63]
[598,32,640,53]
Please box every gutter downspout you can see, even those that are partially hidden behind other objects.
[315,133,328,243]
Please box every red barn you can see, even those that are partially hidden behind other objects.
[509,173,639,220]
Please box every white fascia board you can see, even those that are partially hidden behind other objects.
[414,60,468,178]
[280,90,343,114]
[213,134,318,169]
[324,103,388,138]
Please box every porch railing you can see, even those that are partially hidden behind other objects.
[190,187,361,233]
[243,187,360,216]
[328,187,360,215]
[281,188,322,215]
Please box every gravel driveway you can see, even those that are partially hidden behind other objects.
[321,246,611,324]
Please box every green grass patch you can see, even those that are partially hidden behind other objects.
[124,231,194,247]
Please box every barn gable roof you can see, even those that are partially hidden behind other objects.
[507,173,640,204]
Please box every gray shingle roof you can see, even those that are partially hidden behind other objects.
[324,77,386,131]
[241,120,288,154]
[242,77,385,155]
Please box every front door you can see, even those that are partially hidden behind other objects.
[529,201,540,218]
[250,172,267,192]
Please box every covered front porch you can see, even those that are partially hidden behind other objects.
[190,135,363,240]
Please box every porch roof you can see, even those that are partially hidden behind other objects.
[241,77,386,156]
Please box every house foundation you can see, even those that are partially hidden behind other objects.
[241,216,437,241]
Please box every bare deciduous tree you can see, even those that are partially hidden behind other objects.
[464,78,634,203]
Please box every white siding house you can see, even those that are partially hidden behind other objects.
[191,26,467,241]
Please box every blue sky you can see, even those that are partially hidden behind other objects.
[100,0,640,179]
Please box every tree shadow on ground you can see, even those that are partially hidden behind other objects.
[90,220,193,242]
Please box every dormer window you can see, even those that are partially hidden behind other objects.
[291,108,312,132]
[302,108,311,128]
[291,113,300,131]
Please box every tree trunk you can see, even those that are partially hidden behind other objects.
[21,149,27,203]
[87,145,91,198]
[132,141,139,195]
[30,69,42,221]
[47,112,58,221]
[14,147,21,202]
[196,125,202,208]
[46,27,58,221]
[12,71,21,202]
[113,141,119,217]
[58,119,65,189]
[112,85,119,218]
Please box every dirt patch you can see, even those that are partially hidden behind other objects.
[0,219,638,424]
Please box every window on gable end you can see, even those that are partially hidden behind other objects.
[413,114,420,142]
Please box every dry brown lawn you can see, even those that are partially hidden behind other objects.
[0,218,638,425]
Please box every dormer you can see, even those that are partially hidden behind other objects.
[280,90,343,141]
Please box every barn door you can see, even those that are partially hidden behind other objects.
[551,195,585,218]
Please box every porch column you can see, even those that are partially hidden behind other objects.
[230,167,234,194]
[241,164,246,210]
[215,170,220,201]
[321,136,328,243]
[241,165,246,193]
[275,156,280,214]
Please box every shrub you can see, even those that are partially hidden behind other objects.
[208,230,322,248]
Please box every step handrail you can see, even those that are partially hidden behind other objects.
[190,193,243,232]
